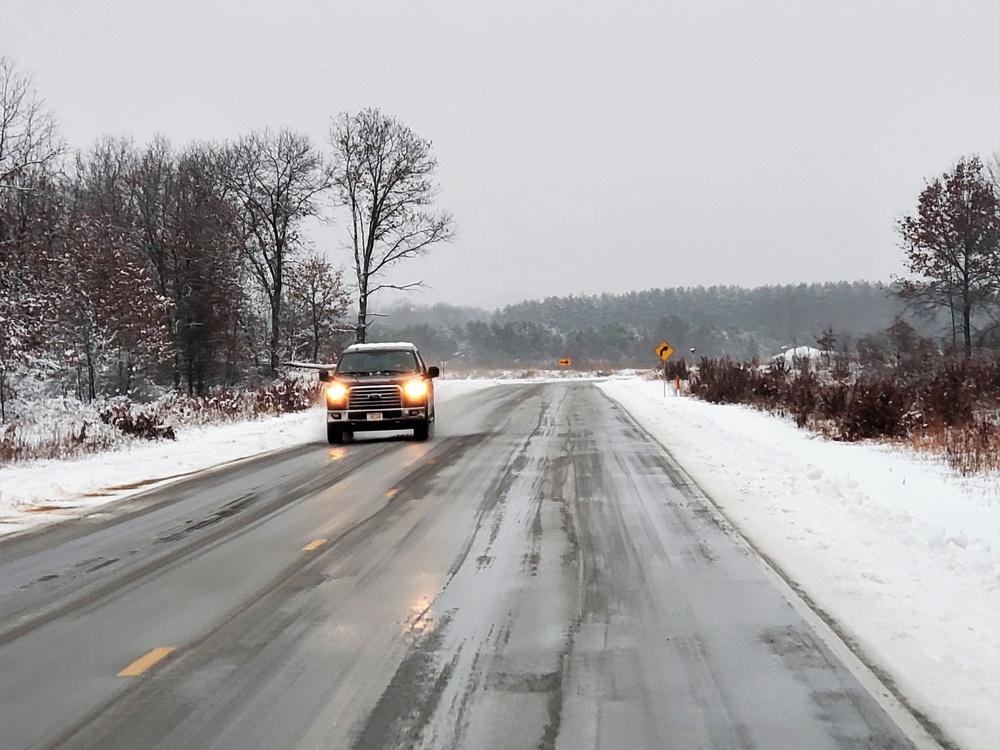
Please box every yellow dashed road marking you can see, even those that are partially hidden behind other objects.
[302,539,327,551]
[118,647,174,677]
[386,489,399,498]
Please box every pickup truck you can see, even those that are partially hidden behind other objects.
[319,342,439,443]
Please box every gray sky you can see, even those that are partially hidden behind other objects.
[2,0,998,310]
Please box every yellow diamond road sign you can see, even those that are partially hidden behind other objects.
[655,341,674,361]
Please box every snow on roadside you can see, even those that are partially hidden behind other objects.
[598,376,1000,750]
[0,379,496,536]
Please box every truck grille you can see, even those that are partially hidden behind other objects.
[347,385,403,411]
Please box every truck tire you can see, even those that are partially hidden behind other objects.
[413,421,430,441]
[327,425,344,444]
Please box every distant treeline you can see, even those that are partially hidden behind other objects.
[371,281,936,367]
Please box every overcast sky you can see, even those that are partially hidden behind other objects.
[1,0,998,310]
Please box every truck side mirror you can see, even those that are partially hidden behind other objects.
[427,366,440,379]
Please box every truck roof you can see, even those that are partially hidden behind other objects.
[342,342,419,352]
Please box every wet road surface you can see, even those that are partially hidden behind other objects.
[0,382,928,749]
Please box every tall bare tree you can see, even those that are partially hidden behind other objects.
[170,146,248,392]
[328,109,454,342]
[0,57,65,419]
[121,140,248,392]
[221,129,330,373]
[0,179,61,421]
[0,57,64,193]
[897,156,1000,357]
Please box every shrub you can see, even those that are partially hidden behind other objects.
[839,378,914,440]
[663,358,689,380]
[815,381,850,422]
[685,353,1000,456]
[695,358,754,404]
[98,398,176,441]
[922,361,975,428]
[788,369,818,428]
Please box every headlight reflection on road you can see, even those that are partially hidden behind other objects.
[406,593,436,635]
[328,448,346,461]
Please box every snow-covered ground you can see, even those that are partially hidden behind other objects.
[0,375,997,749]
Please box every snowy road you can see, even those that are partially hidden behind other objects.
[0,382,927,748]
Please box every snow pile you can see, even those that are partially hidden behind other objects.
[773,345,828,365]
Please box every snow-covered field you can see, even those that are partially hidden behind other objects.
[0,375,997,749]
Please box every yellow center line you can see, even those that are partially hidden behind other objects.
[302,538,327,552]
[386,489,399,498]
[118,647,174,677]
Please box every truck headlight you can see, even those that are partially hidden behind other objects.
[403,379,428,401]
[326,383,348,403]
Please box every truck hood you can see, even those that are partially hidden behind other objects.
[334,373,423,386]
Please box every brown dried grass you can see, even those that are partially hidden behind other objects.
[687,354,1000,475]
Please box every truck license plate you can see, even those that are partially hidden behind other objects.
[367,412,383,421]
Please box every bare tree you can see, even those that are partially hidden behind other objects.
[0,182,61,421]
[0,57,64,193]
[123,135,175,299]
[0,58,66,419]
[72,136,134,224]
[51,207,171,401]
[897,156,1000,357]
[328,108,454,342]
[114,139,248,393]
[284,253,351,363]
[170,145,249,392]
[986,151,1000,197]
[221,129,330,374]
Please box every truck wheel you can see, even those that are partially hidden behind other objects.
[327,425,344,444]
[413,422,430,441]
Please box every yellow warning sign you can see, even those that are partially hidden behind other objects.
[654,341,674,361]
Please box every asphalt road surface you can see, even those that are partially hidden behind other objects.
[0,382,930,749]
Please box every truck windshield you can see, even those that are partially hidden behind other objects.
[337,350,419,374]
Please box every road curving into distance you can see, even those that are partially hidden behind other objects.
[0,382,934,749]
